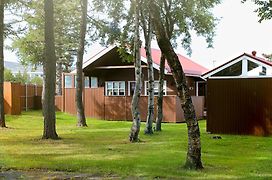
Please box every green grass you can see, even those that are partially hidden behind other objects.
[0,111,272,179]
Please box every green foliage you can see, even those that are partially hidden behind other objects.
[14,71,30,84]
[4,68,15,82]
[4,68,42,84]
[10,0,81,71]
[91,0,219,56]
[91,0,135,56]
[30,76,43,85]
[1,111,272,179]
[242,0,272,22]
[151,0,220,55]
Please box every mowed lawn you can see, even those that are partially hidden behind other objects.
[0,111,272,179]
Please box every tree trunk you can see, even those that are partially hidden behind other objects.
[42,64,46,116]
[155,53,165,131]
[159,40,203,169]
[129,0,141,142]
[42,0,58,139]
[56,61,62,95]
[142,14,154,135]
[149,3,203,169]
[0,1,5,128]
[76,0,88,127]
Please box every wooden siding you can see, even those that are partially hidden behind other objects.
[207,78,272,136]
[176,96,205,122]
[85,88,105,119]
[57,87,205,122]
[20,84,42,110]
[4,82,21,115]
[64,88,77,115]
[4,82,42,115]
[55,96,63,111]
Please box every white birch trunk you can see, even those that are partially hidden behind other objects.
[143,15,154,135]
[129,0,142,142]
[155,54,165,131]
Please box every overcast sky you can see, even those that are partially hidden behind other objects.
[178,0,272,69]
[5,0,272,70]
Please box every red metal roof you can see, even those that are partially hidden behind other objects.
[140,48,208,76]
[244,53,272,66]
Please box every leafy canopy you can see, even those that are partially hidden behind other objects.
[10,0,82,72]
[91,0,219,56]
[242,0,272,22]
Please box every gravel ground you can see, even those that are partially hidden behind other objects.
[0,169,119,180]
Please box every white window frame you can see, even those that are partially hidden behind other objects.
[84,77,90,88]
[90,77,98,88]
[144,80,167,96]
[196,81,206,96]
[105,81,126,96]
[64,75,73,88]
[128,81,136,96]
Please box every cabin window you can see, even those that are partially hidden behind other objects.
[212,61,242,77]
[105,81,125,96]
[74,75,78,87]
[64,75,73,88]
[145,81,167,96]
[128,81,136,96]
[91,77,98,88]
[85,77,90,88]
[74,76,90,88]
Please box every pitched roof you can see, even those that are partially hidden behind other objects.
[202,53,272,79]
[244,53,272,66]
[140,48,208,76]
[79,45,208,76]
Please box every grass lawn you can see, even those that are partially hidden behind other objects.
[0,111,272,179]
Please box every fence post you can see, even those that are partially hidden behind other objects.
[62,73,65,112]
[35,84,37,96]
[25,83,28,111]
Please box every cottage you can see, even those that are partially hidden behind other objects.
[57,45,207,122]
[203,51,272,135]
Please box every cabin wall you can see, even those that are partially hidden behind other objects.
[207,78,272,135]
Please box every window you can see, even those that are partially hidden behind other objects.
[85,77,90,88]
[74,75,78,87]
[128,81,136,96]
[212,61,242,77]
[64,75,73,88]
[74,76,90,88]
[91,77,98,88]
[145,81,167,96]
[105,81,125,96]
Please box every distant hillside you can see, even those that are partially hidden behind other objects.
[4,61,42,73]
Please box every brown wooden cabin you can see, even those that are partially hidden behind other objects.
[56,45,208,122]
[202,52,272,135]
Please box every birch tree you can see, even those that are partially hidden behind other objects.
[0,0,5,128]
[91,0,143,141]
[42,0,58,139]
[148,0,219,169]
[129,0,142,142]
[76,0,88,127]
[140,2,154,135]
[155,53,165,131]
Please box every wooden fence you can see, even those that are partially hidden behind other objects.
[56,87,205,123]
[207,78,272,136]
[4,82,42,115]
